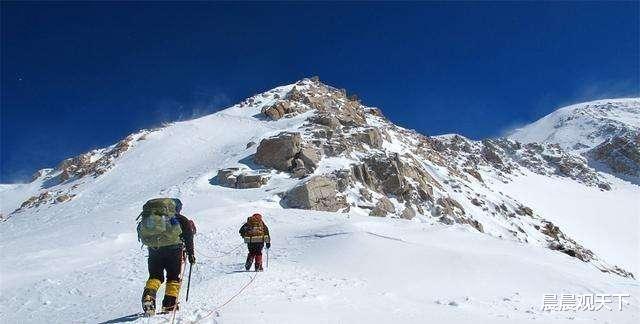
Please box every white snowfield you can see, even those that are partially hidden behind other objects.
[1,83,639,323]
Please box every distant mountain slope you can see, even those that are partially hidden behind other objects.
[509,98,640,181]
[509,98,639,151]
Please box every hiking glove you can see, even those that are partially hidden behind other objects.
[266,242,271,249]
[188,254,196,264]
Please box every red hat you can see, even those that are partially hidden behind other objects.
[252,213,262,220]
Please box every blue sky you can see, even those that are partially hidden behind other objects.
[2,2,639,182]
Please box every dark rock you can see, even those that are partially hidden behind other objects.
[598,183,611,191]
[515,206,533,217]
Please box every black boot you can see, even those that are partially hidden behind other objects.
[141,288,157,317]
[161,296,179,314]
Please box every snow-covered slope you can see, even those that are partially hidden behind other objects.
[487,169,639,275]
[509,98,640,182]
[509,98,640,152]
[1,79,638,323]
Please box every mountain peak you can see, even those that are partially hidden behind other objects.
[2,78,638,323]
[509,98,640,150]
[509,98,640,180]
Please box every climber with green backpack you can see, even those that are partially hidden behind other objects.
[136,198,196,317]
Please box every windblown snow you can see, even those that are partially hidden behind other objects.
[1,80,638,324]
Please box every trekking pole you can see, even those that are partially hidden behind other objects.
[185,263,193,302]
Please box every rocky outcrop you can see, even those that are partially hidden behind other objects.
[216,168,269,189]
[432,136,610,189]
[261,101,309,120]
[538,221,634,278]
[254,132,321,178]
[435,197,465,216]
[400,205,416,219]
[261,78,367,127]
[52,133,144,184]
[589,132,640,178]
[355,128,383,148]
[239,78,633,277]
[13,190,76,213]
[254,132,302,171]
[309,114,340,130]
[281,176,348,212]
[369,196,395,217]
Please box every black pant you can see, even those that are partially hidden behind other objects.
[148,245,184,283]
[248,242,264,253]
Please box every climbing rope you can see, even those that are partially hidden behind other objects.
[194,243,244,259]
[191,272,259,323]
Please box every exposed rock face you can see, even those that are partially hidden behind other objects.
[540,221,633,278]
[433,136,610,189]
[261,79,366,127]
[309,114,340,130]
[507,98,640,184]
[282,176,348,212]
[362,155,404,195]
[261,101,308,120]
[369,197,395,217]
[298,147,320,171]
[436,197,465,216]
[464,168,483,183]
[589,132,640,178]
[401,205,416,219]
[254,132,302,171]
[216,168,269,189]
[14,190,76,213]
[31,169,52,182]
[52,132,147,184]
[18,192,53,210]
[355,128,383,148]
[241,78,633,277]
[236,174,269,189]
[217,168,240,187]
[343,153,438,208]
[254,132,321,178]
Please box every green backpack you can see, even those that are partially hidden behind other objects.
[137,198,183,248]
